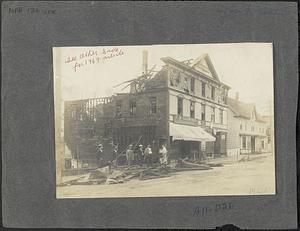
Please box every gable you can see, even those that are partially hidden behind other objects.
[193,60,212,77]
[191,54,220,81]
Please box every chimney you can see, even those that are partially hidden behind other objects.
[142,50,148,75]
[235,92,239,101]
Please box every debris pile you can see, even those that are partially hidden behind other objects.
[61,160,220,186]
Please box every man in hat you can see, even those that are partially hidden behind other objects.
[144,144,153,167]
[126,144,134,166]
[136,144,144,166]
[96,144,103,167]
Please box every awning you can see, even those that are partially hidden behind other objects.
[169,123,216,142]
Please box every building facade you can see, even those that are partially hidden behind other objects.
[108,54,230,161]
[64,53,246,168]
[227,96,268,156]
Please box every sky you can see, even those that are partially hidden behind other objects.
[53,43,274,115]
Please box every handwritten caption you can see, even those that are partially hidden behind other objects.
[249,186,272,194]
[64,47,125,72]
[193,202,233,217]
[8,7,56,15]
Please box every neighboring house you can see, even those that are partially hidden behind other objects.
[227,95,268,156]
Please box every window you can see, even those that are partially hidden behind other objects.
[201,104,205,121]
[261,140,264,149]
[242,136,247,149]
[219,109,223,124]
[251,126,254,131]
[211,86,215,100]
[190,78,195,93]
[211,107,215,122]
[116,100,122,117]
[149,97,157,114]
[202,82,206,97]
[240,123,242,130]
[177,97,183,116]
[245,124,247,131]
[129,100,136,116]
[190,101,195,118]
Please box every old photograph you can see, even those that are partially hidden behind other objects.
[53,43,275,198]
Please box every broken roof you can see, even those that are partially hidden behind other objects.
[161,54,230,89]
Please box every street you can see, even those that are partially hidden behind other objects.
[57,154,275,198]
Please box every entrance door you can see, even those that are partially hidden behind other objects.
[214,132,227,155]
[251,136,255,153]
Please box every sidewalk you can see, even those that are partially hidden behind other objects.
[204,152,273,165]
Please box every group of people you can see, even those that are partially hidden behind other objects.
[96,143,169,167]
[126,144,168,167]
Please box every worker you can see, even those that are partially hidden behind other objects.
[136,144,144,166]
[126,144,134,166]
[144,144,153,167]
[159,144,168,165]
[112,144,118,160]
[96,144,104,167]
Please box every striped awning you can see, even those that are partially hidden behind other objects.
[169,122,215,142]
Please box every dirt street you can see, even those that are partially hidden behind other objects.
[57,154,275,198]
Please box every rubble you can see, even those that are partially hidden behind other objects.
[60,160,216,186]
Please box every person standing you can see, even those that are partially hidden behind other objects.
[136,144,144,166]
[126,144,134,166]
[144,144,153,167]
[159,144,168,165]
[96,144,104,167]
[112,145,118,160]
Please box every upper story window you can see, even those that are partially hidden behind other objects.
[177,97,183,117]
[211,86,215,100]
[240,123,243,130]
[190,101,195,118]
[201,104,205,121]
[129,100,136,116]
[202,82,206,97]
[116,100,122,117]
[149,97,157,114]
[211,107,215,122]
[190,78,195,93]
[219,109,223,124]
[183,78,189,93]
[251,126,254,131]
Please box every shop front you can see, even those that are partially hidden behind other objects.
[169,122,216,160]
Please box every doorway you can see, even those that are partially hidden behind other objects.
[251,136,255,153]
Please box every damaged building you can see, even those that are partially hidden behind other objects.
[64,51,232,169]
